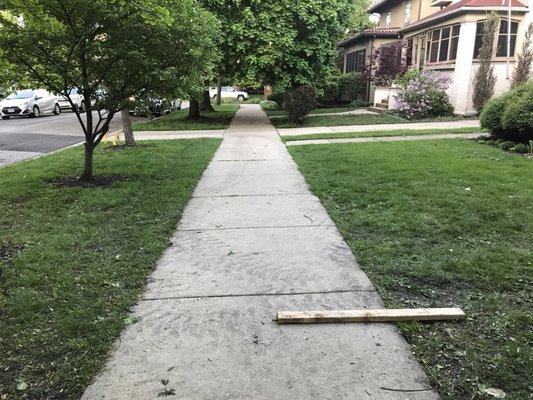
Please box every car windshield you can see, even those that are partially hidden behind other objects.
[68,88,79,95]
[6,90,34,100]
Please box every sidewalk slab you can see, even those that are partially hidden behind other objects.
[147,226,375,298]
[179,194,334,231]
[82,294,437,400]
[193,171,308,197]
[0,149,43,167]
[286,132,486,146]
[278,119,481,137]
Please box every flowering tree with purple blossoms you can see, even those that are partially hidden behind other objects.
[394,70,454,120]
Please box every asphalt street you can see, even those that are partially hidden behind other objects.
[0,111,126,167]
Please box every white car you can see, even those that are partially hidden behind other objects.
[0,89,60,119]
[57,87,85,111]
[209,86,249,101]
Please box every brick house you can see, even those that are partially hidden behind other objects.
[340,0,531,114]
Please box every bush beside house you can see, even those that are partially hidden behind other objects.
[394,70,454,120]
[319,72,367,106]
[480,81,533,142]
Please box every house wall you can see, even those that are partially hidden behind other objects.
[377,0,441,27]
[401,10,529,114]
[378,0,410,27]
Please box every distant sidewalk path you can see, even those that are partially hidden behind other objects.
[278,119,480,136]
[286,132,486,146]
[82,104,439,399]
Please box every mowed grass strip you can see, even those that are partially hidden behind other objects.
[281,127,485,142]
[288,139,532,400]
[133,104,239,131]
[0,139,220,398]
[265,106,358,117]
[271,112,406,128]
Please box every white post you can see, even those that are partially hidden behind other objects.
[506,0,512,79]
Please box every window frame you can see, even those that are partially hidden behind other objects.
[425,23,461,64]
[473,18,519,60]
[345,49,366,73]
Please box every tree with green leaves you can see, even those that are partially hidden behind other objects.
[236,0,353,92]
[345,0,375,37]
[0,0,219,181]
[512,22,532,88]
[473,12,499,112]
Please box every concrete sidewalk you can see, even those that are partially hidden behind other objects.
[286,132,486,146]
[82,104,438,399]
[278,119,480,136]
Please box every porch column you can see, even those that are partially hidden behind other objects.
[452,21,477,115]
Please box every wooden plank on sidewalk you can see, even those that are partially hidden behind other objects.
[276,308,465,324]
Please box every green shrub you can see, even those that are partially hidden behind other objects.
[510,143,529,153]
[268,91,286,110]
[319,73,366,105]
[499,140,515,150]
[480,95,508,132]
[480,81,533,141]
[283,86,317,125]
[338,73,366,103]
[395,70,454,120]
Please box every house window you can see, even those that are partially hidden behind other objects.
[427,24,460,63]
[404,0,412,25]
[346,49,366,73]
[474,19,518,58]
[385,11,392,28]
[496,19,518,56]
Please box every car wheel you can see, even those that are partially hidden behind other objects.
[1,116,9,120]
[32,106,40,118]
[78,102,85,113]
[53,104,61,115]
[237,95,245,102]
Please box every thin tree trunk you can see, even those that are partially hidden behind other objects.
[121,109,135,146]
[80,142,94,181]
[188,99,200,120]
[201,90,215,112]
[216,78,222,106]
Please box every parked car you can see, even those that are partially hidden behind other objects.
[0,89,60,119]
[129,98,182,117]
[209,86,249,101]
[57,87,85,111]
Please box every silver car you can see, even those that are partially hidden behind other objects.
[57,87,85,111]
[0,89,61,119]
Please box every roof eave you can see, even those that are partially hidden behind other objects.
[339,32,399,47]
[400,6,528,33]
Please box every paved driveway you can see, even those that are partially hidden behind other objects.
[0,111,125,167]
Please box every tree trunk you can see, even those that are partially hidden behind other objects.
[121,109,135,146]
[80,143,94,182]
[216,78,222,106]
[188,99,200,120]
[201,90,215,112]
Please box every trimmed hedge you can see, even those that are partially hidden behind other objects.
[480,81,533,141]
[319,72,366,105]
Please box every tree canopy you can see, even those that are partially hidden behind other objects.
[0,0,219,179]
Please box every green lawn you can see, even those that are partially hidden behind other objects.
[265,106,358,117]
[272,112,406,128]
[0,140,220,398]
[133,104,239,131]
[288,139,532,400]
[282,127,485,142]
